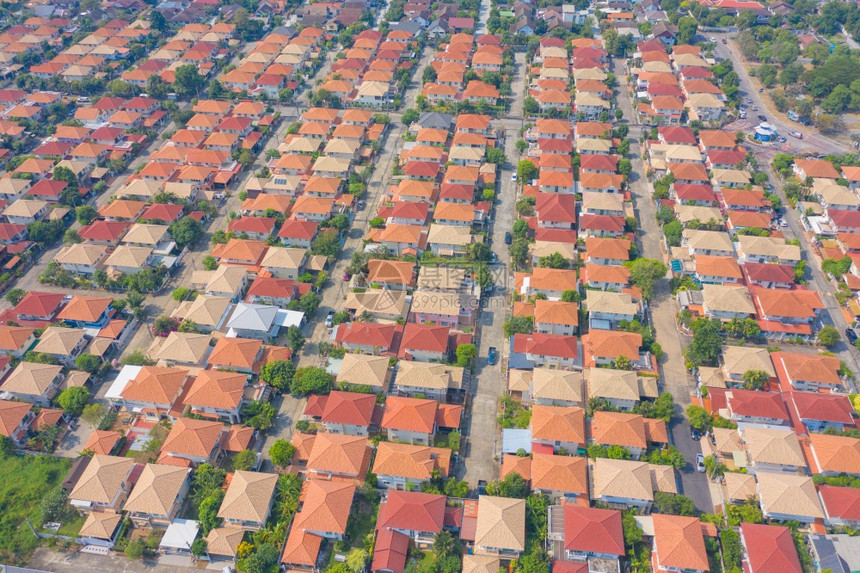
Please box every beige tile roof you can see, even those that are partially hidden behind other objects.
[3,198,47,218]
[584,290,639,316]
[588,368,640,403]
[395,361,464,392]
[70,454,134,504]
[531,368,582,403]
[650,464,678,494]
[474,496,525,552]
[104,245,153,269]
[123,463,191,516]
[416,266,466,290]
[79,510,122,540]
[712,428,742,455]
[722,346,775,378]
[336,354,389,389]
[463,555,500,573]
[757,473,823,520]
[161,418,223,458]
[33,327,87,357]
[724,472,757,502]
[206,527,245,557]
[743,427,806,469]
[54,243,107,266]
[146,332,211,365]
[121,223,168,246]
[702,284,755,315]
[591,458,653,502]
[1,361,62,396]
[261,246,306,270]
[173,295,231,327]
[217,470,278,523]
[205,265,247,295]
[507,369,532,393]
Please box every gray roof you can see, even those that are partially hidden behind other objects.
[502,429,532,454]
[810,535,856,573]
[391,20,423,34]
[417,112,454,130]
[226,302,278,332]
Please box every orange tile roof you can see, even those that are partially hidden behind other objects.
[82,429,121,455]
[306,432,370,478]
[207,337,262,370]
[161,417,223,458]
[381,396,437,434]
[590,411,647,449]
[531,405,586,444]
[372,441,451,480]
[120,366,189,406]
[57,296,112,323]
[0,325,33,351]
[184,369,246,411]
[652,514,708,571]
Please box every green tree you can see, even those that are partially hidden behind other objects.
[74,353,101,373]
[174,64,204,98]
[742,369,769,390]
[260,360,296,392]
[242,400,275,430]
[57,386,91,417]
[486,147,506,165]
[40,487,67,521]
[241,543,279,573]
[286,326,305,353]
[686,404,713,433]
[125,539,146,560]
[402,108,419,125]
[523,97,539,115]
[689,318,723,366]
[516,159,537,182]
[485,472,529,498]
[233,449,257,471]
[504,316,534,337]
[290,366,333,396]
[269,438,296,470]
[538,252,568,269]
[197,492,222,535]
[653,492,697,516]
[677,16,698,44]
[5,288,24,306]
[819,325,840,347]
[434,530,456,557]
[81,402,106,425]
[202,255,218,270]
[456,343,478,367]
[76,205,97,225]
[169,216,203,249]
[63,229,81,244]
[191,538,208,559]
[346,548,369,573]
[625,258,667,300]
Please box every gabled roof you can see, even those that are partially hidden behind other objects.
[13,291,64,319]
[377,490,446,534]
[789,391,854,425]
[563,505,624,556]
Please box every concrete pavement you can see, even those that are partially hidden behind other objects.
[613,58,715,512]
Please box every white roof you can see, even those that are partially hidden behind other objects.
[159,519,199,551]
[104,365,141,400]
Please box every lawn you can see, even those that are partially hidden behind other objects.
[0,452,72,565]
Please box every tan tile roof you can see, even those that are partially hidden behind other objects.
[217,470,278,523]
[724,472,757,501]
[757,473,824,520]
[161,418,222,458]
[173,295,231,327]
[120,366,189,406]
[650,464,678,494]
[463,555,500,573]
[474,496,525,552]
[652,514,708,571]
[123,463,190,516]
[372,441,451,480]
[146,332,211,365]
[82,430,121,456]
[70,454,134,504]
[722,346,775,378]
[33,326,87,357]
[531,368,582,403]
[79,510,122,540]
[743,427,806,469]
[306,432,370,477]
[395,362,464,392]
[206,527,245,557]
[531,405,585,444]
[336,354,388,389]
[184,369,246,411]
[1,362,62,396]
[591,458,653,502]
[588,368,640,403]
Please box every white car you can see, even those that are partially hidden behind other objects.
[709,37,717,43]
[511,173,518,182]
[779,219,788,228]
[696,453,706,472]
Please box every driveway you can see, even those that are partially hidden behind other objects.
[27,548,194,573]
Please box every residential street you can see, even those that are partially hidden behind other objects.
[612,58,716,512]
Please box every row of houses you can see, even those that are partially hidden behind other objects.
[530,36,612,119]
[421,33,504,106]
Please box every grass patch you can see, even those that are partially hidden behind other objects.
[55,513,85,537]
[0,452,72,565]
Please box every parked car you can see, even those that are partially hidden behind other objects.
[357,200,366,210]
[696,453,706,472]
[488,346,498,365]
[789,131,803,139]
[511,173,517,182]
[504,231,512,244]
[691,428,701,441]
[722,38,727,44]
[779,219,788,228]
[342,272,351,281]
[847,328,858,343]
[325,312,334,328]
[778,136,787,143]
[757,114,767,121]
[709,37,717,42]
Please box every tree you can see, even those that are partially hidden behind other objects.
[346,549,369,573]
[677,16,698,44]
[202,255,218,270]
[152,315,180,337]
[290,366,333,396]
[742,369,769,390]
[689,318,723,366]
[74,353,101,373]
[40,487,67,521]
[561,290,580,302]
[653,492,697,516]
[125,539,146,560]
[819,325,840,347]
[369,216,385,228]
[81,402,106,425]
[242,543,279,573]
[434,530,456,557]
[402,108,419,125]
[539,251,568,269]
[174,64,204,98]
[191,538,207,559]
[76,205,97,225]
[517,159,537,182]
[260,360,296,392]
[686,404,713,433]
[64,229,81,244]
[485,472,529,498]
[57,386,91,417]
[169,216,203,249]
[5,288,24,306]
[198,492,222,535]
[242,400,275,430]
[147,75,170,100]
[286,325,305,353]
[504,316,534,337]
[523,97,539,115]
[149,8,167,33]
[486,147,506,165]
[626,258,667,300]
[456,343,478,367]
[233,449,256,471]
[516,139,528,153]
[269,438,296,470]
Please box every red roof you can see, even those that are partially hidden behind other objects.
[537,138,574,153]
[740,523,802,573]
[789,391,855,425]
[79,220,130,242]
[371,528,409,573]
[335,322,398,349]
[321,390,376,427]
[536,192,576,224]
[399,323,450,355]
[674,183,716,203]
[819,485,860,523]
[535,228,578,243]
[228,216,276,235]
[278,219,319,241]
[580,154,619,172]
[578,214,625,232]
[707,148,747,166]
[377,490,445,534]
[439,183,473,202]
[0,223,25,241]
[247,276,298,300]
[829,209,860,229]
[27,179,67,199]
[563,506,624,556]
[727,390,788,421]
[681,66,714,79]
[743,262,795,285]
[512,333,578,359]
[13,291,65,319]
[405,161,440,178]
[140,203,183,222]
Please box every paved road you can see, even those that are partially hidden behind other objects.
[613,58,715,512]
[460,50,528,486]
[711,33,852,155]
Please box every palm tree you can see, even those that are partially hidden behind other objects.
[433,530,454,558]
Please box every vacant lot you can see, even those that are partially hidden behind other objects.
[0,452,72,565]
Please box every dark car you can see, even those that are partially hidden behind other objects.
[757,114,767,121]
[847,328,858,343]
[504,232,512,245]
[477,480,488,495]
[691,427,701,441]
[488,346,498,365]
